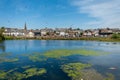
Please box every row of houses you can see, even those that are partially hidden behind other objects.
[3,28,81,38]
[2,24,120,38]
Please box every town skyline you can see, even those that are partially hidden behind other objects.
[0,0,120,29]
[1,22,120,30]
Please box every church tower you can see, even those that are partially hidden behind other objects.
[24,22,27,31]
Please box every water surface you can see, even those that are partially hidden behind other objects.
[0,40,120,80]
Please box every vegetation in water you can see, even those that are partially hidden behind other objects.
[22,65,31,69]
[24,68,47,78]
[61,62,115,80]
[24,49,109,62]
[0,67,47,79]
[0,53,19,63]
[44,49,105,59]
[61,62,91,80]
[28,53,47,62]
[80,69,105,80]
[0,70,7,79]
[23,52,47,62]
[105,73,115,80]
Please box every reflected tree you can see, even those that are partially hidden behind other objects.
[0,41,5,52]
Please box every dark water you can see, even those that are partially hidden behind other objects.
[0,40,120,80]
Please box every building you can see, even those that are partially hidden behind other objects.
[3,28,25,36]
[26,30,35,38]
[99,28,113,37]
[33,29,41,36]
[83,30,92,37]
[40,28,54,36]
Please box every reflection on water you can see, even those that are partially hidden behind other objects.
[0,40,120,80]
[1,40,119,54]
[0,41,5,52]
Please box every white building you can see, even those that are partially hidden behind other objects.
[83,32,92,36]
[26,31,34,37]
[41,30,47,36]
[3,28,25,36]
[60,32,66,36]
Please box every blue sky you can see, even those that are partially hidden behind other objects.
[0,0,120,29]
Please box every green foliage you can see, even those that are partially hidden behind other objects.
[4,36,14,40]
[111,33,120,39]
[0,27,5,41]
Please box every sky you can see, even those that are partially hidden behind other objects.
[0,0,120,29]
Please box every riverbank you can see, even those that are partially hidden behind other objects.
[4,36,120,42]
[39,37,120,42]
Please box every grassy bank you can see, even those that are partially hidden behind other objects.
[4,36,36,40]
[3,36,120,42]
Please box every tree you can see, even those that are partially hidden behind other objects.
[0,27,5,41]
[111,33,120,39]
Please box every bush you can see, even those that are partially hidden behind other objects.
[0,27,5,41]
[111,33,120,39]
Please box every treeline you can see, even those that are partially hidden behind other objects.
[0,27,5,41]
[111,33,120,39]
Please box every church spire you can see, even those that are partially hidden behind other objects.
[24,22,27,31]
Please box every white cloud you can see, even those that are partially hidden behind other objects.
[71,0,120,28]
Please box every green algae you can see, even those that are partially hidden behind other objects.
[0,70,7,79]
[61,62,91,80]
[105,73,115,80]
[0,52,11,57]
[25,49,109,62]
[44,49,102,59]
[24,68,46,78]
[22,52,47,62]
[0,67,47,80]
[61,62,115,80]
[0,58,18,63]
[28,53,47,62]
[0,52,19,63]
[22,65,31,69]
[7,68,18,73]
[12,72,26,80]
[81,69,105,80]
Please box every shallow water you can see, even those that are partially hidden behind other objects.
[0,40,120,80]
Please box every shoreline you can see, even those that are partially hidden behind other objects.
[3,36,120,42]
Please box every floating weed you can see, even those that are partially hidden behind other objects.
[24,68,47,78]
[0,67,47,80]
[44,49,109,59]
[105,73,115,80]
[0,52,19,63]
[28,53,47,62]
[24,49,110,62]
[22,65,31,69]
[0,70,7,79]
[61,62,91,80]
[61,62,115,80]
